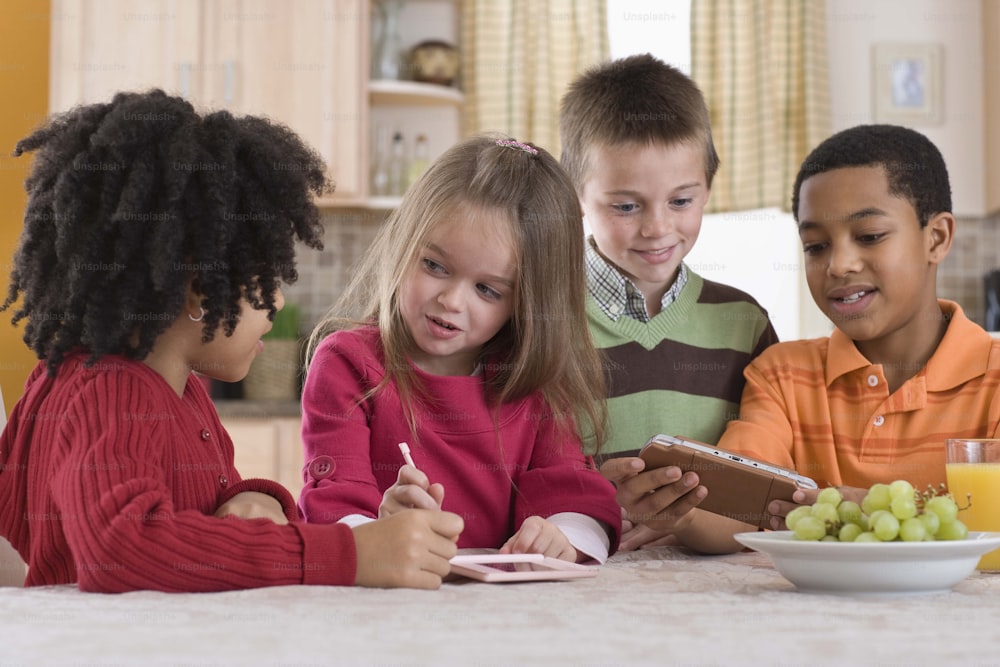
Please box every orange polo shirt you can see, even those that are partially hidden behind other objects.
[717,300,1000,491]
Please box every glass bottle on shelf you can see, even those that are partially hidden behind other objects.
[371,124,391,197]
[387,131,408,196]
[406,134,429,189]
[371,0,404,80]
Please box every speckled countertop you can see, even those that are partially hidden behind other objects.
[213,399,302,419]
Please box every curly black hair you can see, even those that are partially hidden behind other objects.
[791,124,951,227]
[2,89,327,372]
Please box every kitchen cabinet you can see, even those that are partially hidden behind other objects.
[222,416,305,496]
[49,0,368,205]
[357,0,463,209]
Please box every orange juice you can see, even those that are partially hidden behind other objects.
[946,462,1000,570]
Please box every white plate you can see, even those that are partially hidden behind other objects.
[734,531,1000,595]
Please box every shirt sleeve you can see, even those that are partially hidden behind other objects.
[547,512,611,563]
[512,403,621,555]
[299,333,384,523]
[716,357,796,470]
[51,375,357,593]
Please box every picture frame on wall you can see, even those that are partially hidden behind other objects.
[872,43,943,125]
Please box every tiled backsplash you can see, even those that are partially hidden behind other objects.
[938,212,1000,328]
[283,208,390,334]
[286,208,1000,338]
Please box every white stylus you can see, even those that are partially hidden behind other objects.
[398,442,417,469]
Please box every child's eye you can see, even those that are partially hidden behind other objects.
[611,203,638,214]
[422,258,446,274]
[476,283,502,301]
[802,242,827,256]
[670,198,694,208]
[857,233,886,244]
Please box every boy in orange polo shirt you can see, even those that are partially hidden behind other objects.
[610,124,1000,552]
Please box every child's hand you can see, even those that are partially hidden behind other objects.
[499,516,578,562]
[600,456,706,536]
[353,509,464,589]
[379,464,445,518]
[214,492,288,524]
[767,486,867,530]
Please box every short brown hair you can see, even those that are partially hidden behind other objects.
[560,53,720,191]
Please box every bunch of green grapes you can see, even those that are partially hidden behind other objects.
[786,480,968,542]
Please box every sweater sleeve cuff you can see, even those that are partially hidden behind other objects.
[293,521,358,586]
[219,478,299,522]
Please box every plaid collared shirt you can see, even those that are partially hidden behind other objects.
[584,236,688,323]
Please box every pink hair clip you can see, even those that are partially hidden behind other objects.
[495,138,539,156]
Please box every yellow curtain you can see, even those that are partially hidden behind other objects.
[461,0,608,156]
[691,0,830,212]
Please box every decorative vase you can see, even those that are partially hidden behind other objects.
[371,0,404,80]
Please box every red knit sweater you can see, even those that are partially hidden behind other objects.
[0,354,356,592]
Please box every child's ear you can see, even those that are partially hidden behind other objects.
[925,212,954,265]
[184,278,206,318]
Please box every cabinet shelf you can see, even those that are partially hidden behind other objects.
[369,79,464,106]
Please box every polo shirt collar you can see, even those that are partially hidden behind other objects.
[825,299,992,390]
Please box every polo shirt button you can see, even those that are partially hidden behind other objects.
[218,474,228,487]
[873,415,885,427]
[308,455,336,480]
[200,429,211,441]
[867,374,879,387]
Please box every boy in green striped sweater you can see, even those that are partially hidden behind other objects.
[560,54,778,551]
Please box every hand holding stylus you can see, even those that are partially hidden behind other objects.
[378,442,447,518]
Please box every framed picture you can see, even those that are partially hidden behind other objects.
[872,43,943,125]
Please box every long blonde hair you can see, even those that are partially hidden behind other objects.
[307,134,607,450]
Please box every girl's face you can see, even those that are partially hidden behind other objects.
[399,207,517,376]
[191,287,283,383]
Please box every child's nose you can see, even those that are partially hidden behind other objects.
[827,244,862,277]
[436,284,462,310]
[640,205,674,238]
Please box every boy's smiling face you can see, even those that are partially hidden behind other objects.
[579,141,709,310]
[797,165,951,356]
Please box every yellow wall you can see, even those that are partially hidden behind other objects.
[0,0,49,415]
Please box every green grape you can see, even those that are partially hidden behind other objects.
[838,522,863,542]
[821,535,839,542]
[816,487,843,507]
[861,483,891,514]
[784,505,813,531]
[899,517,928,542]
[936,519,969,541]
[918,510,941,536]
[925,495,959,524]
[837,500,864,526]
[872,512,900,541]
[854,531,880,542]
[793,516,827,541]
[890,495,918,520]
[888,479,915,501]
[866,509,891,532]
[810,502,839,526]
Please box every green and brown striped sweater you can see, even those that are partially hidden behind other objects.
[587,270,778,457]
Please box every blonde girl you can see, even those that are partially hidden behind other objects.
[300,135,620,562]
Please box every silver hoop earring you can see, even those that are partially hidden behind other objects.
[188,307,205,322]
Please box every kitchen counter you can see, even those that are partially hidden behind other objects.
[4,546,1000,665]
[212,398,301,419]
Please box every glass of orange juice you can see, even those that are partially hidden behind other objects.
[945,438,1000,571]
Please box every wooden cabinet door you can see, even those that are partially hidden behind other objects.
[223,417,280,483]
[200,0,368,203]
[49,0,202,112]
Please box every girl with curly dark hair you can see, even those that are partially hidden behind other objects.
[0,89,462,593]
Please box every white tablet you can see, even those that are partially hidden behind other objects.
[448,553,599,583]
